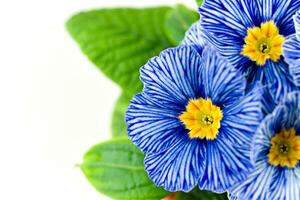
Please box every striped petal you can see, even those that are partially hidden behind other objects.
[269,167,300,200]
[221,86,265,146]
[199,0,257,37]
[283,11,300,88]
[283,35,300,66]
[198,138,253,192]
[144,137,206,192]
[140,46,203,107]
[181,22,206,55]
[247,59,297,103]
[258,0,300,36]
[126,93,186,154]
[200,47,246,107]
[228,161,276,199]
[283,36,300,87]
[279,92,300,129]
[246,82,277,115]
[296,11,300,40]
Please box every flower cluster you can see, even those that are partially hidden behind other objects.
[126,0,300,199]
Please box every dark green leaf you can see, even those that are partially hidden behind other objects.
[81,138,170,200]
[66,7,174,95]
[164,4,199,45]
[111,93,131,137]
[176,188,228,200]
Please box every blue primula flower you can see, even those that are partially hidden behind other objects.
[284,10,300,86]
[198,0,299,101]
[126,45,265,193]
[229,92,300,200]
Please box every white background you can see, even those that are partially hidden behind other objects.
[0,0,196,199]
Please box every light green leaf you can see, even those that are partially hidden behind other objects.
[111,93,131,138]
[196,0,203,6]
[164,4,199,45]
[81,138,170,200]
[66,7,174,95]
[176,188,228,200]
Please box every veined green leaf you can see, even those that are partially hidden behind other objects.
[164,4,199,45]
[81,138,169,200]
[66,7,174,95]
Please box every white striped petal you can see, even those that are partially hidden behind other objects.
[144,137,206,192]
[198,138,253,192]
[269,167,300,200]
[126,93,186,154]
[181,22,206,54]
[229,161,275,200]
[140,46,203,107]
[221,86,265,146]
[200,47,246,107]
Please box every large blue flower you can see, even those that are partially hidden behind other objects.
[284,10,300,86]
[198,0,299,102]
[126,45,265,193]
[229,92,300,200]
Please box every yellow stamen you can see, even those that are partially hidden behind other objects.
[241,21,285,66]
[179,98,223,140]
[268,128,300,168]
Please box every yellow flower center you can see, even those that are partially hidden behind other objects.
[179,98,223,140]
[268,128,300,168]
[241,21,285,66]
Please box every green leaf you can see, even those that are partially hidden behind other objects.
[66,7,174,96]
[164,4,199,45]
[196,0,203,6]
[176,188,228,200]
[111,93,131,137]
[81,138,170,200]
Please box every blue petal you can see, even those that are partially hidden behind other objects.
[144,137,206,192]
[259,0,300,36]
[269,167,300,200]
[140,46,203,107]
[181,22,206,55]
[221,86,265,146]
[280,91,300,128]
[126,93,186,154]
[283,35,300,65]
[283,35,300,87]
[228,161,276,199]
[199,0,256,37]
[246,82,277,115]
[296,11,300,40]
[248,59,297,103]
[200,47,246,107]
[198,138,253,193]
[199,0,258,67]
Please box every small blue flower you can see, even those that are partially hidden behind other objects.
[126,45,265,193]
[284,10,300,86]
[229,92,300,200]
[198,0,299,102]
